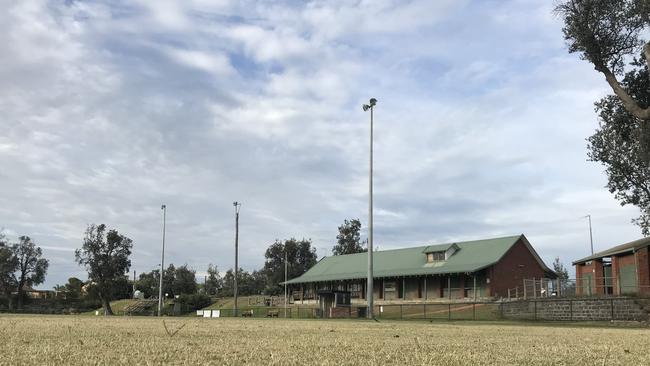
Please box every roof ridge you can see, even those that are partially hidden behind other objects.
[325,234,522,257]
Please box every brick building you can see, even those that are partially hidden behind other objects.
[285,234,555,302]
[573,237,650,296]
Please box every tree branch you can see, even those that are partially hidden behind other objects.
[596,62,650,120]
[645,42,650,75]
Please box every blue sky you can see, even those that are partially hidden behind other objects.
[0,0,644,289]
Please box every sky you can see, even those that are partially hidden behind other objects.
[0,0,645,289]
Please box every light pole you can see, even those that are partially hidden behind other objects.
[157,204,166,316]
[363,97,377,319]
[284,247,289,319]
[584,214,594,255]
[233,201,241,317]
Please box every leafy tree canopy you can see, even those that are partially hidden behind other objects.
[556,0,650,120]
[263,238,317,295]
[332,218,366,256]
[588,59,650,234]
[12,236,49,309]
[75,224,132,315]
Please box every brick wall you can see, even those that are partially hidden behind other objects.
[500,298,648,322]
[636,247,650,295]
[490,239,547,297]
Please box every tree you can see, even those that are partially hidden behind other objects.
[587,59,650,234]
[205,264,222,296]
[552,257,570,281]
[12,236,49,309]
[171,264,197,296]
[332,218,366,255]
[54,277,84,299]
[556,0,650,121]
[75,224,132,315]
[263,238,317,295]
[0,232,18,308]
[135,270,159,299]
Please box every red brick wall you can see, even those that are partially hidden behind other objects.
[575,260,605,295]
[489,239,547,298]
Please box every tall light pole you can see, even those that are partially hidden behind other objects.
[584,214,594,255]
[284,249,288,319]
[233,201,241,317]
[363,97,377,319]
[157,204,167,317]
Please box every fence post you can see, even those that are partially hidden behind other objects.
[523,279,527,299]
[588,277,592,296]
[448,303,451,321]
[508,288,511,300]
[472,303,476,320]
[534,300,537,321]
[516,287,518,299]
[400,304,403,320]
[423,303,426,319]
[533,278,537,299]
[611,298,614,321]
[569,299,573,321]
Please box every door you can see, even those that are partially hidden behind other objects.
[619,264,638,294]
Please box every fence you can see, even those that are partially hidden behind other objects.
[500,297,649,322]
[206,303,502,321]
[506,277,650,300]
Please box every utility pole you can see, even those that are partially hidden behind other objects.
[363,98,377,319]
[284,248,288,318]
[584,214,594,255]
[132,270,136,299]
[158,204,166,316]
[233,201,241,317]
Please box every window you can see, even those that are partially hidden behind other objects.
[427,251,445,262]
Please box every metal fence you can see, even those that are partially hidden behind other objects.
[506,278,650,300]
[206,303,502,321]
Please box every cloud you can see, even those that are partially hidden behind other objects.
[0,0,643,289]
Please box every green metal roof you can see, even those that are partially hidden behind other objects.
[285,235,530,284]
[572,237,650,265]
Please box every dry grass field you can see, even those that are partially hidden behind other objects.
[0,314,648,365]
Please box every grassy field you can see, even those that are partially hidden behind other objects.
[1,314,648,365]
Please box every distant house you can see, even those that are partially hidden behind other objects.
[13,286,55,299]
[285,234,555,302]
[573,237,650,296]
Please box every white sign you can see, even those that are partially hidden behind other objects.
[196,310,204,317]
[211,310,220,318]
[203,310,212,318]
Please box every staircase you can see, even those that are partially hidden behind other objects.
[123,299,158,315]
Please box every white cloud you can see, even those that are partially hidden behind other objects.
[165,48,235,76]
[0,0,643,289]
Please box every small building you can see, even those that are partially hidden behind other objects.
[285,234,555,303]
[573,237,650,296]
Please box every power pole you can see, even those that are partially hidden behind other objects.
[158,204,167,316]
[233,201,241,317]
[363,98,377,319]
[584,214,594,255]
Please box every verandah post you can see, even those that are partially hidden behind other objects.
[473,275,477,301]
